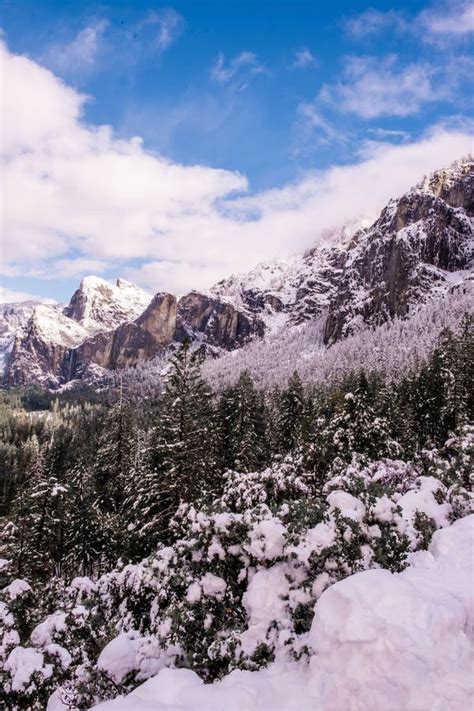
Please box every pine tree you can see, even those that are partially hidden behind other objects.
[94,393,135,516]
[154,340,218,505]
[4,436,68,580]
[218,370,268,473]
[123,428,169,558]
[65,464,103,577]
[456,313,474,426]
[319,371,400,472]
[277,371,305,453]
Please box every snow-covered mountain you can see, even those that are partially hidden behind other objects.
[0,300,55,374]
[213,159,473,343]
[4,278,152,387]
[210,219,372,332]
[2,157,473,388]
[64,276,152,333]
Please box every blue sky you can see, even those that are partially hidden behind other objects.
[1,0,473,302]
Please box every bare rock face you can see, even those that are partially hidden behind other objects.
[67,293,178,376]
[176,292,264,348]
[324,161,474,343]
[136,293,177,344]
[4,304,87,387]
[4,287,262,386]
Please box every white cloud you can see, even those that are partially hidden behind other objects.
[322,55,442,119]
[0,287,55,304]
[138,9,185,52]
[344,9,406,38]
[210,51,265,84]
[293,49,316,68]
[296,103,347,145]
[420,1,474,35]
[43,20,108,72]
[346,2,474,42]
[368,128,411,140]
[1,41,472,295]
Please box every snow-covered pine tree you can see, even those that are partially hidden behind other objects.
[456,312,473,427]
[93,387,136,560]
[3,436,68,581]
[94,393,135,516]
[276,371,305,454]
[318,371,400,473]
[154,340,218,506]
[65,464,104,577]
[218,370,268,473]
[123,428,171,558]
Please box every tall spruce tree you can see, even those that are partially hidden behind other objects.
[218,370,268,472]
[154,340,217,505]
[123,428,170,558]
[4,436,68,580]
[65,464,104,577]
[277,371,305,453]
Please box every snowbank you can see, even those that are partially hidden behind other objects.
[90,514,474,711]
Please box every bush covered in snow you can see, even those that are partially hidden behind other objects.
[1,433,472,709]
[87,515,474,711]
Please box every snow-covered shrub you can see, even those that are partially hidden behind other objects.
[2,448,473,709]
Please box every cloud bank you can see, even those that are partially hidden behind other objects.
[1,41,472,294]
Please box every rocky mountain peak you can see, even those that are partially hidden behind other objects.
[416,156,473,210]
[63,275,152,332]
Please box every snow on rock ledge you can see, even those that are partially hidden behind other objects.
[88,514,474,711]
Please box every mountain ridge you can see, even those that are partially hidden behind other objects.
[2,156,473,388]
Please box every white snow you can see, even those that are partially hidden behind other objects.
[327,490,366,522]
[31,611,67,647]
[70,276,151,332]
[395,476,453,543]
[200,573,227,600]
[2,578,32,600]
[4,646,53,691]
[186,573,227,603]
[92,514,474,711]
[244,517,286,559]
[30,304,88,347]
[240,566,289,656]
[290,521,337,563]
[97,633,140,684]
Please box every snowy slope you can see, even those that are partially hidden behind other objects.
[63,276,152,333]
[203,278,474,390]
[0,301,44,374]
[210,219,372,332]
[84,514,474,711]
[3,278,152,387]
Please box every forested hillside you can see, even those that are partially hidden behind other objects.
[0,316,472,708]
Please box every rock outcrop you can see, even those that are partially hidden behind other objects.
[63,276,152,332]
[324,160,473,343]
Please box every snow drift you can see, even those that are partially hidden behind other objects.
[86,514,474,711]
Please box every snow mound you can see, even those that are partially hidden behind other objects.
[91,514,474,711]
